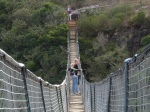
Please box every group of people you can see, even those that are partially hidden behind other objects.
[68,58,81,95]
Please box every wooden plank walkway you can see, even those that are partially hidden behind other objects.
[68,20,84,112]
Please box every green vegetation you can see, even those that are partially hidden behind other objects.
[141,34,150,46]
[0,0,67,84]
[77,4,133,37]
[77,4,150,81]
[130,11,146,25]
[0,0,149,83]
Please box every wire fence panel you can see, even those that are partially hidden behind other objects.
[0,61,27,112]
[56,87,63,112]
[128,51,150,112]
[84,80,91,112]
[49,87,60,112]
[60,84,67,112]
[26,71,44,112]
[43,85,52,112]
[0,29,70,112]
[80,73,84,103]
[79,43,150,112]
[0,34,71,112]
[110,70,124,112]
[101,79,109,112]
[95,82,102,112]
[97,79,109,112]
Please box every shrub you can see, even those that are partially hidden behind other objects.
[141,34,150,46]
[132,11,145,24]
[106,42,116,52]
[77,15,98,38]
[110,17,122,30]
[97,14,109,31]
[109,4,131,17]
[114,12,124,21]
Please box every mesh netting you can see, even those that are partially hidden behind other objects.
[26,71,44,112]
[80,46,150,112]
[95,79,109,112]
[128,54,150,112]
[43,85,52,112]
[0,61,27,112]
[84,80,91,112]
[0,49,69,112]
[110,70,124,112]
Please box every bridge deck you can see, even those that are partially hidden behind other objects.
[68,20,84,112]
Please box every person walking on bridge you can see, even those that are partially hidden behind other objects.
[67,5,72,20]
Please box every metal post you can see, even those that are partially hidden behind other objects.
[49,87,53,111]
[90,84,92,112]
[56,87,61,112]
[83,78,85,105]
[65,84,68,112]
[58,87,64,112]
[124,58,132,112]
[107,75,112,112]
[93,83,95,112]
[90,83,95,112]
[39,80,46,112]
[22,66,31,112]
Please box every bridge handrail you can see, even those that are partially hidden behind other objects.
[0,44,70,112]
[75,27,150,112]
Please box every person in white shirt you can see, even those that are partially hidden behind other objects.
[67,5,72,20]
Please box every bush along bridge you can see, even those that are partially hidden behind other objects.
[0,19,150,112]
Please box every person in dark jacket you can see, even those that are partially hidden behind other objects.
[68,63,79,94]
[74,58,81,85]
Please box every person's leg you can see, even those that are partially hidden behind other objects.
[74,76,78,94]
[69,14,72,20]
[72,75,75,94]
[68,15,70,20]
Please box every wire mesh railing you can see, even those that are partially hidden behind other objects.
[67,29,150,112]
[127,46,150,112]
[0,49,70,112]
[109,70,125,112]
[0,52,27,112]
[76,33,150,112]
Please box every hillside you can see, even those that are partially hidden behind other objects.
[76,3,150,81]
[0,0,150,83]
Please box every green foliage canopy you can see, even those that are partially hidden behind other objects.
[0,0,68,84]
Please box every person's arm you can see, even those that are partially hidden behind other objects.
[71,67,78,71]
[73,67,81,71]
[68,68,70,71]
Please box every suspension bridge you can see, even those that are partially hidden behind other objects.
[0,9,150,112]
